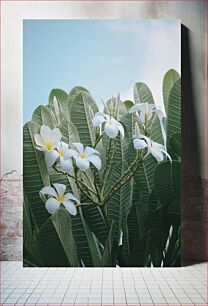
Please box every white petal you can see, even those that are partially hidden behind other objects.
[64,193,80,204]
[160,149,172,162]
[151,148,164,161]
[85,146,100,156]
[60,141,68,149]
[60,158,73,173]
[34,134,44,147]
[141,135,151,146]
[133,138,147,150]
[104,122,119,138]
[87,154,102,170]
[139,112,145,123]
[92,112,106,126]
[36,146,47,152]
[57,141,68,150]
[40,125,51,142]
[76,157,89,171]
[64,149,78,159]
[45,198,60,214]
[117,122,125,138]
[72,142,84,154]
[63,200,77,216]
[152,141,164,150]
[40,186,57,197]
[129,104,141,113]
[45,150,59,167]
[156,108,165,120]
[53,183,66,196]
[148,103,156,111]
[50,128,62,146]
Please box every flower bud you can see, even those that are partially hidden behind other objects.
[39,191,46,202]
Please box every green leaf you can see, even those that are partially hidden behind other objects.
[68,86,90,104]
[169,132,181,157]
[37,208,78,267]
[123,100,134,111]
[168,197,180,216]
[79,209,102,266]
[60,118,80,144]
[70,92,98,147]
[104,96,127,120]
[32,105,54,129]
[82,205,108,246]
[48,88,69,118]
[23,122,50,228]
[120,113,137,164]
[106,161,131,243]
[167,78,181,139]
[163,69,180,113]
[23,191,42,266]
[128,229,161,267]
[137,156,158,207]
[154,161,181,205]
[127,192,146,251]
[102,222,116,267]
[134,82,154,104]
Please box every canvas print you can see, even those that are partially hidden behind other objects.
[23,20,181,267]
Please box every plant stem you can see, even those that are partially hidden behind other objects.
[52,166,98,205]
[99,205,109,229]
[82,172,98,197]
[93,167,102,203]
[101,139,115,195]
[77,202,98,207]
[102,154,141,206]
[93,132,104,148]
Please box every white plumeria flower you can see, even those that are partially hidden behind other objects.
[57,142,74,173]
[129,102,156,124]
[40,183,79,215]
[92,112,124,139]
[133,135,171,162]
[64,142,101,171]
[34,125,62,167]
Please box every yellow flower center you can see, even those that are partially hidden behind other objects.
[56,194,65,202]
[45,142,52,151]
[58,148,64,157]
[80,153,87,159]
[107,119,113,125]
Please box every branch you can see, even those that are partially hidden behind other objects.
[52,166,98,205]
[101,139,115,195]
[102,154,141,206]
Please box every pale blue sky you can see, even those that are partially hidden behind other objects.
[23,19,180,123]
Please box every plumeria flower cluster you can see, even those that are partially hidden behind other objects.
[92,112,124,139]
[34,125,102,172]
[130,113,171,163]
[129,102,167,148]
[40,183,79,215]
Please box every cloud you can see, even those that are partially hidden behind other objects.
[100,20,181,110]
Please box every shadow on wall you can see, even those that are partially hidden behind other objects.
[181,25,208,265]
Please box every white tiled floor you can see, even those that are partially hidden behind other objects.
[0,261,207,305]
